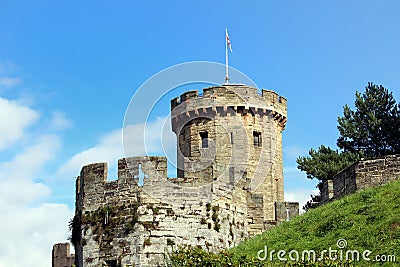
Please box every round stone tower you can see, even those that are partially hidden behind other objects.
[170,84,287,221]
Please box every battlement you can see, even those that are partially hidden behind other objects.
[77,156,217,210]
[170,85,287,135]
[52,243,74,267]
[79,156,168,187]
[171,85,287,117]
[261,89,287,108]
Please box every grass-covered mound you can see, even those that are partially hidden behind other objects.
[166,179,400,266]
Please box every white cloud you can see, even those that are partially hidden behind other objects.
[57,127,123,177]
[0,61,20,89]
[0,135,73,266]
[285,188,319,213]
[0,62,16,75]
[283,166,300,173]
[0,203,73,267]
[0,97,39,150]
[0,134,60,206]
[0,179,50,208]
[50,110,73,131]
[0,134,60,177]
[284,166,319,212]
[0,77,21,88]
[0,96,73,266]
[283,145,308,160]
[0,62,21,91]
[57,116,176,178]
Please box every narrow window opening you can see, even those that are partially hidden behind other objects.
[229,167,234,185]
[105,260,119,267]
[230,132,234,144]
[253,131,262,147]
[200,131,208,148]
[138,163,145,186]
[180,127,191,157]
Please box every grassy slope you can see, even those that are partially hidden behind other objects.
[230,179,400,266]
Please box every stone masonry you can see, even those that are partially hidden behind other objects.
[52,243,75,267]
[320,154,400,204]
[71,85,299,266]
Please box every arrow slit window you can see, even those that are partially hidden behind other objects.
[200,131,208,148]
[253,131,262,147]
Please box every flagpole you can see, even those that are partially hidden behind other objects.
[225,28,229,84]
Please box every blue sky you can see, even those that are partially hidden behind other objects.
[1,1,400,265]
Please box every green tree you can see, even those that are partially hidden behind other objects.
[302,194,321,212]
[337,82,400,157]
[297,82,400,184]
[296,145,361,182]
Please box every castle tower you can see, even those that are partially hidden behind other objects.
[171,84,287,222]
[70,84,298,267]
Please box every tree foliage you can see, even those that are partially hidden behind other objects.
[296,145,361,182]
[302,194,321,212]
[297,82,400,184]
[337,82,400,157]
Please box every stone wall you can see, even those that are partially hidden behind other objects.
[331,163,357,200]
[275,202,299,223]
[52,243,75,267]
[319,180,333,204]
[73,157,255,267]
[320,154,400,203]
[74,156,298,267]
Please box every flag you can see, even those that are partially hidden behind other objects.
[226,29,233,52]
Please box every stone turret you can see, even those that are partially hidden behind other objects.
[171,85,287,226]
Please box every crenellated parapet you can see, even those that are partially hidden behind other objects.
[80,162,108,185]
[77,156,169,212]
[80,156,167,184]
[170,85,287,113]
[170,85,287,133]
[52,243,75,267]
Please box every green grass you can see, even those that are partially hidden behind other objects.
[167,179,400,266]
